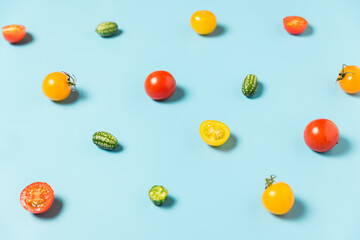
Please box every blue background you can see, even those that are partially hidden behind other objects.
[1,0,360,239]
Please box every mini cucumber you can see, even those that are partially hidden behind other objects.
[92,131,118,150]
[149,185,168,206]
[96,22,118,37]
[242,74,258,98]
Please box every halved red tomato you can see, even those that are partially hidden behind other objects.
[2,25,26,43]
[283,16,308,35]
[20,182,54,214]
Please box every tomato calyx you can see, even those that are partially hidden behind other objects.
[337,64,354,81]
[265,175,276,189]
[62,71,77,90]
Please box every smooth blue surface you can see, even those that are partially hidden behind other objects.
[1,0,360,239]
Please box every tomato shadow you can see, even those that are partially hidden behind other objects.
[320,136,351,157]
[297,25,314,37]
[95,143,124,153]
[160,86,186,103]
[161,196,176,209]
[12,33,34,45]
[276,198,306,220]
[108,144,124,153]
[55,89,86,105]
[211,134,238,152]
[347,92,360,97]
[101,29,123,38]
[34,197,63,219]
[203,24,226,37]
[251,82,264,99]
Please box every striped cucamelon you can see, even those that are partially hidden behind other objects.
[242,74,258,98]
[149,185,168,206]
[96,22,118,37]
[92,131,118,150]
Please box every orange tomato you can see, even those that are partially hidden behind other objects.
[261,175,294,215]
[42,72,76,101]
[2,25,26,43]
[190,10,217,35]
[337,64,360,94]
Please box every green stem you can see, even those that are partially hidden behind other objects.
[265,175,276,189]
[336,64,353,81]
[62,71,77,90]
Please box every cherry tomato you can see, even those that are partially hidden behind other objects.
[144,70,176,100]
[283,16,308,35]
[304,119,339,152]
[20,182,54,214]
[337,64,360,94]
[190,10,217,35]
[42,72,76,101]
[199,120,230,146]
[2,24,26,43]
[262,175,294,215]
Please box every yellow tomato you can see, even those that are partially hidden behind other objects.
[42,72,76,101]
[261,175,294,215]
[199,120,230,146]
[190,10,217,35]
[337,64,360,94]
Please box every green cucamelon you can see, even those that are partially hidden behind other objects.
[96,22,118,37]
[242,74,258,98]
[92,131,118,150]
[149,185,168,206]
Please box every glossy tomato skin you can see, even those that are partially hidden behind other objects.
[199,120,230,146]
[283,16,308,35]
[144,71,176,100]
[190,10,217,35]
[20,182,54,214]
[2,25,26,43]
[304,119,339,152]
[262,182,294,215]
[337,65,360,94]
[42,72,72,101]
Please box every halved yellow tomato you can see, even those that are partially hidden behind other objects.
[199,120,230,146]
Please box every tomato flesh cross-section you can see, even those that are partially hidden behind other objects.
[199,120,230,146]
[20,182,54,214]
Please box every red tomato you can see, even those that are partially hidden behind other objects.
[20,182,54,214]
[304,119,339,152]
[283,16,308,35]
[2,25,26,43]
[144,71,176,100]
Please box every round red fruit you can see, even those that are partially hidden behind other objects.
[304,119,339,152]
[144,71,176,100]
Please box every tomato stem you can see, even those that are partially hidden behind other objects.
[336,64,353,81]
[62,71,77,91]
[265,175,276,189]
